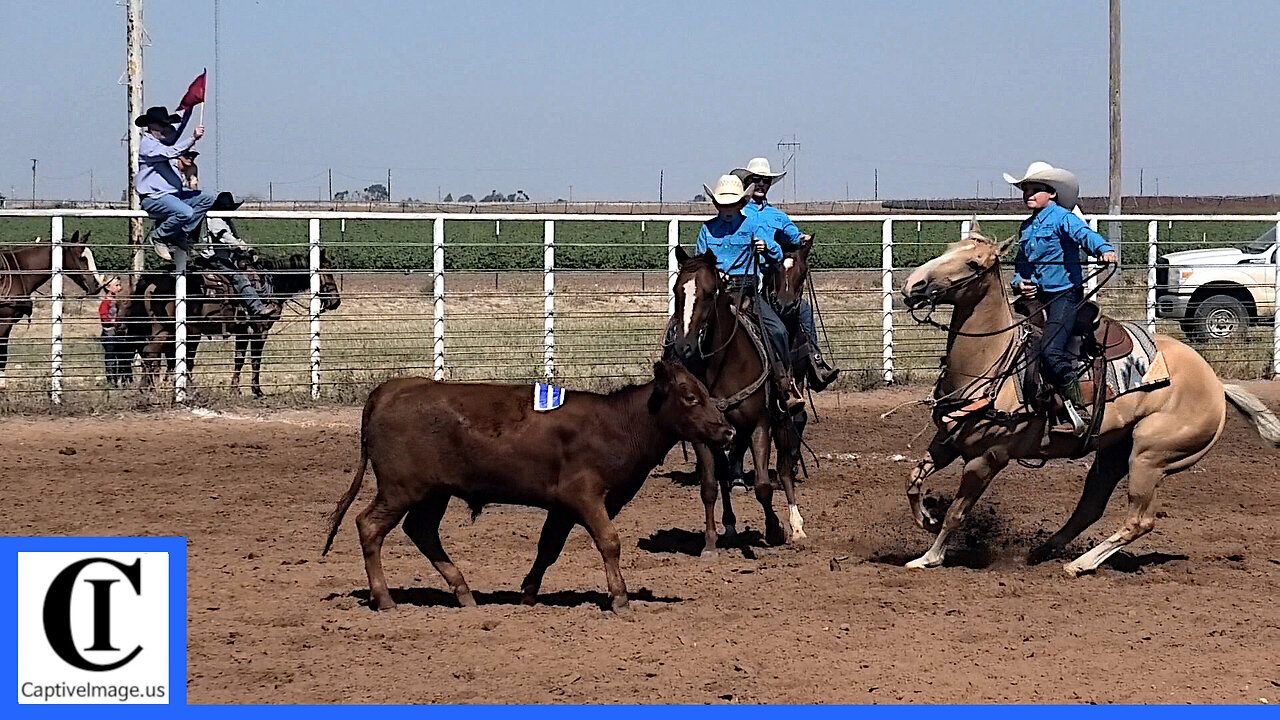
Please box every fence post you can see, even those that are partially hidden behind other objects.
[882,219,894,385]
[667,219,679,318]
[544,219,555,380]
[433,217,445,381]
[174,249,188,403]
[309,218,321,399]
[1273,214,1280,377]
[960,218,971,240]
[1147,220,1157,337]
[50,216,63,404]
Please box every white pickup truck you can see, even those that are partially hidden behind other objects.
[1156,227,1277,341]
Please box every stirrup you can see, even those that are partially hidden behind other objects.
[1050,401,1089,436]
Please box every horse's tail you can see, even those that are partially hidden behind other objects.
[322,400,375,555]
[1224,384,1280,446]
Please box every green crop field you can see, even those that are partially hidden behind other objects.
[1,216,1275,272]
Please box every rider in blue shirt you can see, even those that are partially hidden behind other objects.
[1005,162,1117,435]
[734,157,839,391]
[694,174,803,412]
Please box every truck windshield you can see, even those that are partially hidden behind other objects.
[1240,227,1276,254]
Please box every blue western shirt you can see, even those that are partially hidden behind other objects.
[696,213,782,277]
[1011,203,1114,294]
[135,115,195,197]
[743,201,803,248]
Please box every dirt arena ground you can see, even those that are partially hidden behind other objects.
[4,383,1278,704]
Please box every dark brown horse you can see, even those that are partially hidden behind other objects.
[0,233,103,389]
[669,247,806,557]
[123,250,340,395]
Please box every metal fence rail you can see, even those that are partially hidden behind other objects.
[0,208,1277,407]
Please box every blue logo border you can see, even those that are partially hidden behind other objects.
[2,536,187,713]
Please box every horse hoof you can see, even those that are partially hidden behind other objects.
[1026,544,1062,566]
[904,555,939,570]
[1062,563,1091,578]
[371,597,397,612]
[699,549,717,562]
[722,524,738,539]
[612,601,636,620]
[791,528,809,540]
[456,590,477,608]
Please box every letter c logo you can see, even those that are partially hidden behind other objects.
[41,558,143,672]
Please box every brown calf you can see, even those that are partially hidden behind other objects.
[323,360,733,616]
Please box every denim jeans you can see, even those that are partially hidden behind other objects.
[1040,287,1084,388]
[796,299,819,347]
[140,190,215,247]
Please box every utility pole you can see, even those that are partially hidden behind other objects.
[1139,167,1144,195]
[386,168,392,201]
[327,168,332,202]
[1108,0,1122,253]
[126,0,145,274]
[874,168,878,201]
[213,0,222,189]
[659,169,664,205]
[30,159,37,204]
[776,135,800,202]
[89,168,94,201]
[269,182,273,202]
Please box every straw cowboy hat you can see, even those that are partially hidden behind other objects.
[731,157,787,184]
[1003,161,1080,211]
[703,174,753,205]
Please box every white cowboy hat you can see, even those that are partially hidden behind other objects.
[1003,161,1080,211]
[731,157,787,184]
[702,174,752,205]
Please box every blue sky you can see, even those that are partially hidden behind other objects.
[2,1,1277,202]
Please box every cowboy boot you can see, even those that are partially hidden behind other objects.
[807,346,840,391]
[1052,380,1089,436]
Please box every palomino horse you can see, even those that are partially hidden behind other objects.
[900,225,1280,575]
[669,247,805,556]
[0,233,103,389]
[123,250,340,395]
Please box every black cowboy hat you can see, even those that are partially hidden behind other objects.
[211,192,243,211]
[134,106,182,127]
[180,150,200,159]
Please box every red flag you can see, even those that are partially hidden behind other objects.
[176,69,206,112]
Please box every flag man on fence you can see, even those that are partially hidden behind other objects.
[135,70,212,260]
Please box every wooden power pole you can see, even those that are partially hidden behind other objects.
[1108,0,1122,254]
[127,0,145,274]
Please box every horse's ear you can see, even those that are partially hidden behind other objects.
[966,219,982,239]
[698,249,717,264]
[998,235,1018,255]
[81,230,91,242]
[674,245,690,265]
[68,230,80,243]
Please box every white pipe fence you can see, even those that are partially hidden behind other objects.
[4,209,1279,404]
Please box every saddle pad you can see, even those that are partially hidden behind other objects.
[533,382,566,412]
[1013,321,1169,407]
[1104,322,1169,399]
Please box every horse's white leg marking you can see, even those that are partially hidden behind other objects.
[1064,460,1163,577]
[788,504,807,539]
[680,277,698,335]
[907,452,1004,569]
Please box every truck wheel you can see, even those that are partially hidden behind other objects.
[1187,294,1249,342]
